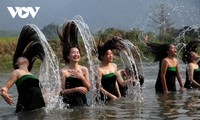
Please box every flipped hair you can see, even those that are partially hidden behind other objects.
[57,21,80,63]
[13,24,45,71]
[98,36,126,61]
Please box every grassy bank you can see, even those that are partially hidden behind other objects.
[0,37,17,71]
[0,36,151,72]
[0,37,89,72]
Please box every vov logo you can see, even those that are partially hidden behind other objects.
[7,7,40,19]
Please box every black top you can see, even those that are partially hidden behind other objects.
[101,73,118,101]
[155,67,177,93]
[118,83,127,97]
[62,77,87,107]
[184,68,200,89]
[15,75,45,113]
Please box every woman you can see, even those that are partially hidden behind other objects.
[58,21,91,107]
[146,38,184,94]
[97,37,129,101]
[182,40,200,89]
[0,25,45,113]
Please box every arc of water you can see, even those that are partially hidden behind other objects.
[29,24,61,111]
[174,25,200,71]
[68,16,103,107]
[119,40,143,102]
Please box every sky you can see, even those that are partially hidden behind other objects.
[0,0,199,32]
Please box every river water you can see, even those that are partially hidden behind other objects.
[1,62,200,120]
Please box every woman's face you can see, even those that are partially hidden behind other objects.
[68,47,80,62]
[190,51,199,60]
[102,50,113,62]
[167,44,177,56]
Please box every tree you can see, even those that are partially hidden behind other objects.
[97,28,125,43]
[149,4,175,41]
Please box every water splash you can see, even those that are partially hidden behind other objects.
[29,24,61,111]
[62,16,103,107]
[135,0,200,34]
[119,40,144,103]
[174,25,200,74]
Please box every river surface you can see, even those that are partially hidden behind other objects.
[1,63,200,120]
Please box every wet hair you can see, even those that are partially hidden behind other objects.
[98,36,126,61]
[13,24,45,71]
[124,64,144,86]
[146,42,170,63]
[57,21,80,63]
[182,40,200,64]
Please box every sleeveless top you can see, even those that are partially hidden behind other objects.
[15,75,45,113]
[100,73,118,101]
[155,67,177,93]
[118,83,127,97]
[184,68,200,89]
[62,77,87,107]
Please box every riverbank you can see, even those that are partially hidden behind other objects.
[0,36,148,72]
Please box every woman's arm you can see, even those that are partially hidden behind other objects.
[60,69,67,90]
[115,80,121,98]
[68,67,91,91]
[188,64,200,87]
[160,59,169,94]
[114,64,121,98]
[81,67,91,91]
[1,70,19,105]
[176,62,184,91]
[60,69,86,95]
[116,70,129,87]
[97,68,117,100]
[100,87,117,100]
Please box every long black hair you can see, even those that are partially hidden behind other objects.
[146,42,170,66]
[182,39,200,64]
[98,36,126,61]
[57,21,79,63]
[13,24,45,71]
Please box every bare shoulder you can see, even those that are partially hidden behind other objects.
[98,66,103,74]
[60,67,68,75]
[188,63,195,68]
[162,58,168,63]
[7,69,20,80]
[173,58,178,63]
[110,63,117,68]
[80,65,88,72]
[12,69,20,76]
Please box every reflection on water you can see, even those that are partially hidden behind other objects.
[1,63,200,119]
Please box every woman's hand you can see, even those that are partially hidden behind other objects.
[126,78,134,85]
[68,70,84,80]
[77,87,88,94]
[179,87,184,93]
[1,92,14,105]
[110,95,118,101]
[164,90,169,95]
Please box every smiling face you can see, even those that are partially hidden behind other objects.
[67,47,81,62]
[167,44,177,57]
[101,49,113,63]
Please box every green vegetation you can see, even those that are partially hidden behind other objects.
[0,3,199,71]
[0,24,199,72]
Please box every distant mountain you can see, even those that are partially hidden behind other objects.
[0,30,19,37]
